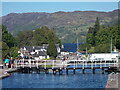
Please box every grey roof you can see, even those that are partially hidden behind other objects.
[23,46,33,52]
[34,46,43,50]
[32,51,47,57]
[21,44,60,52]
[21,46,44,51]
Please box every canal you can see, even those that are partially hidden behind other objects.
[1,69,108,88]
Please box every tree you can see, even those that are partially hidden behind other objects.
[10,47,19,59]
[95,25,120,50]
[86,17,100,46]
[94,17,100,35]
[17,26,61,47]
[88,27,94,34]
[79,43,91,51]
[2,25,17,48]
[17,31,33,47]
[94,43,110,53]
[2,42,9,61]
[47,42,57,59]
[86,33,95,45]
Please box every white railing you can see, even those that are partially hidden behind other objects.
[14,58,118,69]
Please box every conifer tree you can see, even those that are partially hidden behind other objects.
[94,17,100,35]
[47,42,57,59]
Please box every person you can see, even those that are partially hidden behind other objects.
[4,58,10,68]
[10,57,14,68]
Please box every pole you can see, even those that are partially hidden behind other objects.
[16,60,17,68]
[83,61,84,69]
[23,58,24,68]
[110,37,112,67]
[37,59,38,69]
[30,59,31,68]
[52,60,54,69]
[95,59,96,67]
[77,38,79,57]
[111,37,112,53]
[74,60,75,69]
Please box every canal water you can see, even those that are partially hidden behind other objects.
[1,69,108,88]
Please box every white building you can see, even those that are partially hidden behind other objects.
[89,53,119,61]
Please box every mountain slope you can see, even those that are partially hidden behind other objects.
[1,10,119,43]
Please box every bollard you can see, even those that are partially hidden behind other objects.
[73,69,76,74]
[66,69,68,75]
[45,69,49,74]
[82,69,85,74]
[93,69,95,74]
[53,69,57,75]
[102,68,105,74]
[59,69,62,75]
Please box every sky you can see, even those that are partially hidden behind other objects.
[1,2,119,16]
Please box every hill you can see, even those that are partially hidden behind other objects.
[1,9,119,43]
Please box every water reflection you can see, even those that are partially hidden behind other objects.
[2,70,108,88]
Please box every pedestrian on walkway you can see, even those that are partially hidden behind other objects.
[10,57,14,68]
[4,58,10,68]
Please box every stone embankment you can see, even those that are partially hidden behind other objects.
[106,73,119,89]
[0,68,17,79]
[106,58,120,89]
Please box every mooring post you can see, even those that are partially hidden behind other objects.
[53,69,56,75]
[105,59,106,67]
[36,68,40,74]
[16,60,17,68]
[45,60,46,69]
[45,69,49,74]
[60,60,62,70]
[59,69,62,75]
[86,60,87,68]
[95,59,96,67]
[52,60,54,69]
[83,61,84,69]
[27,67,30,73]
[117,58,119,69]
[100,60,102,69]
[74,60,75,69]
[91,60,93,69]
[44,60,46,69]
[23,58,24,68]
[93,68,95,74]
[114,59,116,67]
[66,69,68,75]
[102,68,104,74]
[73,69,76,74]
[30,59,31,68]
[82,69,85,74]
[37,59,38,69]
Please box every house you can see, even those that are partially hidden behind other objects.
[32,51,49,60]
[19,44,61,60]
[19,46,49,60]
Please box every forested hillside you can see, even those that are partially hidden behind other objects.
[1,9,119,43]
